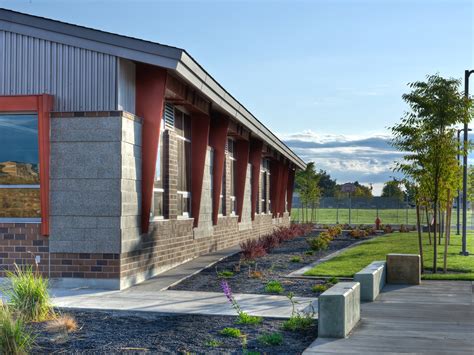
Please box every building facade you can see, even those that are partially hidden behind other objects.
[0,9,305,289]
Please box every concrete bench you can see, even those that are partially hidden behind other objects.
[354,261,386,302]
[318,282,360,338]
[386,254,421,285]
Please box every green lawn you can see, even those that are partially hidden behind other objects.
[304,232,474,280]
[291,208,474,227]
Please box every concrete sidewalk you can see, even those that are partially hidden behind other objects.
[304,281,474,354]
[51,288,318,318]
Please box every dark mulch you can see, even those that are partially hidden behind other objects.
[32,309,317,354]
[171,232,376,297]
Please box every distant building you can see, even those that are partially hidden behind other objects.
[0,9,304,289]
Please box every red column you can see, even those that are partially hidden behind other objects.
[37,95,54,236]
[136,64,167,234]
[208,116,229,225]
[279,163,289,216]
[249,140,263,220]
[191,113,211,227]
[286,168,296,213]
[270,160,282,218]
[235,139,250,222]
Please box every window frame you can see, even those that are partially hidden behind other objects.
[151,118,166,221]
[227,138,237,216]
[0,95,53,235]
[175,109,192,219]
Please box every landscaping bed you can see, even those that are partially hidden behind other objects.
[32,309,317,354]
[171,227,380,297]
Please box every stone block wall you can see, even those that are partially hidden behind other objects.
[0,110,292,289]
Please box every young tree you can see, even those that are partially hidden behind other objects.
[295,162,320,222]
[391,74,471,274]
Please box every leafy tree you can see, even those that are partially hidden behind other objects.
[352,181,373,198]
[381,179,405,201]
[315,170,337,197]
[391,74,471,274]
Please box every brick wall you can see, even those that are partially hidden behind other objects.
[0,223,120,284]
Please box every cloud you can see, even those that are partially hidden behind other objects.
[280,130,403,195]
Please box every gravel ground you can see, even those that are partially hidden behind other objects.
[32,309,317,354]
[171,232,376,297]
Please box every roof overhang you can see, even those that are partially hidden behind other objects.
[0,8,305,169]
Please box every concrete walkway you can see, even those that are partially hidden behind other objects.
[51,288,317,318]
[40,245,317,319]
[304,280,474,354]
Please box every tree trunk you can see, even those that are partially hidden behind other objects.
[425,207,432,245]
[443,190,451,273]
[416,202,424,274]
[433,202,438,274]
[438,205,442,245]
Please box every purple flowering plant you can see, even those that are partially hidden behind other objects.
[221,280,262,325]
[221,280,242,315]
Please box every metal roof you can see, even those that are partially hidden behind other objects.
[0,8,305,169]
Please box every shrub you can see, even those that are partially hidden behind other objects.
[258,332,283,346]
[282,314,314,332]
[290,256,301,263]
[350,229,368,239]
[46,314,78,333]
[264,280,284,294]
[205,338,222,347]
[236,312,262,325]
[304,250,314,256]
[0,305,35,355]
[327,276,340,285]
[217,270,235,278]
[249,270,263,279]
[6,264,53,322]
[399,224,409,233]
[240,239,267,260]
[327,226,342,238]
[220,327,241,338]
[311,284,328,293]
[311,284,325,293]
[307,237,329,251]
[318,231,333,243]
[260,233,280,251]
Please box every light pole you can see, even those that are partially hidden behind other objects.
[461,69,474,256]
[457,127,472,236]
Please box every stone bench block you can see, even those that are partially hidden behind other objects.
[354,261,386,301]
[386,254,420,285]
[318,282,360,338]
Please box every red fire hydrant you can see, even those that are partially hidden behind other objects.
[375,216,381,230]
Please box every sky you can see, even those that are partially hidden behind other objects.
[1,0,473,194]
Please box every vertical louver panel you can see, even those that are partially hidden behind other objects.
[164,103,175,129]
[0,30,117,111]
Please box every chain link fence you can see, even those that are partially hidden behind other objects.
[291,195,474,227]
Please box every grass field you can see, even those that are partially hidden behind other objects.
[304,232,474,280]
[291,208,474,227]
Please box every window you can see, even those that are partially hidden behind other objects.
[228,138,237,215]
[175,109,192,218]
[152,119,165,220]
[0,114,40,218]
[261,159,270,214]
[218,163,225,216]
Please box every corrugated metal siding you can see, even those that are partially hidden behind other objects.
[117,58,136,114]
[0,30,117,111]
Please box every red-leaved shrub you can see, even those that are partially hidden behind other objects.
[240,239,267,260]
[240,223,314,260]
